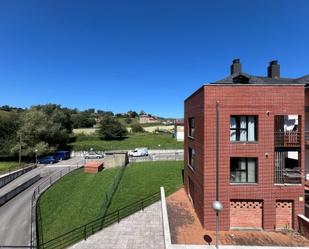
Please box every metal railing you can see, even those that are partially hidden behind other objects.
[129,151,184,163]
[38,192,160,249]
[30,160,85,249]
[97,165,125,219]
[275,167,302,184]
[305,131,309,145]
[275,131,300,147]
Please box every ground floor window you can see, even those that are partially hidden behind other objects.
[188,147,195,170]
[188,177,194,204]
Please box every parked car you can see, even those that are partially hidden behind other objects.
[38,156,59,164]
[54,151,71,161]
[84,151,104,159]
[128,148,149,157]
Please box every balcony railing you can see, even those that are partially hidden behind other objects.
[305,131,309,145]
[275,131,300,147]
[275,167,302,184]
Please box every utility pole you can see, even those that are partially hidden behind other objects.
[19,134,22,166]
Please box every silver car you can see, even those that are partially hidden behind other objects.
[84,151,104,159]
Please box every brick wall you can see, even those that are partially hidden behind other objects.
[185,84,305,231]
[276,201,292,229]
[230,200,262,228]
[184,87,205,226]
[298,215,309,239]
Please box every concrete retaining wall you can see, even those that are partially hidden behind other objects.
[0,165,36,188]
[298,214,309,239]
[71,149,184,157]
[104,152,129,168]
[0,174,40,206]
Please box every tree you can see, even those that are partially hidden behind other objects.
[71,113,96,128]
[127,110,138,118]
[84,108,95,114]
[124,117,132,124]
[139,110,146,116]
[98,116,128,140]
[97,110,114,117]
[11,109,70,157]
[130,123,145,133]
[0,111,19,157]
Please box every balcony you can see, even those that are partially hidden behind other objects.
[275,167,302,184]
[275,151,301,184]
[275,131,300,147]
[305,131,309,146]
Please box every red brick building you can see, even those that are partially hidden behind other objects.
[184,59,309,231]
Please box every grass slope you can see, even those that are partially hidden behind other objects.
[37,161,183,242]
[0,161,24,173]
[107,161,183,213]
[70,133,183,151]
[38,167,119,241]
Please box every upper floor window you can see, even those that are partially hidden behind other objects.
[188,118,195,138]
[230,116,258,142]
[230,157,257,183]
[188,147,196,170]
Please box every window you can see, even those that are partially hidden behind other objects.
[188,117,195,138]
[188,177,195,204]
[188,147,196,170]
[230,116,257,142]
[230,158,257,183]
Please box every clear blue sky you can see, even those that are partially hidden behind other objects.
[0,0,309,118]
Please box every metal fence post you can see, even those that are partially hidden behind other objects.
[141,200,144,211]
[83,225,87,240]
[117,209,120,223]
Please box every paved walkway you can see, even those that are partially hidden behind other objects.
[70,201,164,249]
[166,188,309,247]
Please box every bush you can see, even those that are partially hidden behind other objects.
[98,116,128,140]
[124,117,132,124]
[130,123,145,133]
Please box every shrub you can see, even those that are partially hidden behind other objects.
[98,116,128,140]
[130,123,145,133]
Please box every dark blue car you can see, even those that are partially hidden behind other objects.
[54,151,71,161]
[38,156,58,164]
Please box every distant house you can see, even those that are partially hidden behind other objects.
[174,120,184,141]
[139,115,157,124]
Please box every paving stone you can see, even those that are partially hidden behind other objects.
[69,201,164,249]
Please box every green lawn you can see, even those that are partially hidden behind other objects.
[37,160,183,243]
[0,161,25,174]
[70,133,183,151]
[37,167,120,242]
[107,161,183,213]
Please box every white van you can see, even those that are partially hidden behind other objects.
[128,148,149,157]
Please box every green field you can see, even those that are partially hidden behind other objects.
[37,167,120,242]
[37,160,183,242]
[108,161,183,213]
[0,161,25,174]
[70,133,183,151]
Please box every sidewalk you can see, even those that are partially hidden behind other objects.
[166,188,309,247]
[69,201,164,249]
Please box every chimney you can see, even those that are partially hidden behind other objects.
[268,60,280,79]
[230,59,242,75]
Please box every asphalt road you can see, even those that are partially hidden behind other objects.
[0,158,83,247]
